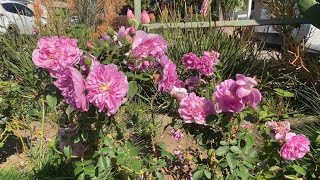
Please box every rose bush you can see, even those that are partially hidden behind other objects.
[29,15,318,179]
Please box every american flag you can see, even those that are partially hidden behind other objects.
[200,0,211,16]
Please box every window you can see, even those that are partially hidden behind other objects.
[2,3,16,14]
[2,3,34,17]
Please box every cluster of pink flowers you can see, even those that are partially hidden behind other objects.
[213,74,262,113]
[32,36,82,76]
[178,93,215,125]
[32,36,128,116]
[130,31,168,71]
[182,50,220,76]
[266,121,311,160]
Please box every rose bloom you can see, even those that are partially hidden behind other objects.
[213,74,262,113]
[280,134,310,160]
[213,79,244,112]
[265,121,290,141]
[202,50,220,65]
[141,10,150,24]
[197,55,215,76]
[178,92,215,125]
[127,8,135,19]
[132,30,168,59]
[182,52,199,69]
[32,36,82,75]
[54,67,89,112]
[158,56,181,92]
[86,64,128,116]
[235,74,261,109]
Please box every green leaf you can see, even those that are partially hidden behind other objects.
[125,72,135,78]
[219,162,228,168]
[98,156,110,170]
[316,135,320,143]
[0,143,3,148]
[75,161,82,167]
[245,133,254,151]
[116,154,127,165]
[226,153,237,170]
[243,161,254,169]
[83,165,95,175]
[156,171,165,180]
[64,145,72,159]
[66,106,74,116]
[220,141,228,146]
[103,137,112,147]
[46,95,57,108]
[74,166,83,176]
[129,146,139,157]
[193,170,204,180]
[238,165,249,179]
[77,173,85,180]
[135,73,151,81]
[215,146,229,156]
[259,111,268,119]
[248,149,257,158]
[204,169,212,179]
[230,146,243,154]
[132,159,142,173]
[292,165,306,176]
[128,81,138,98]
[274,88,295,97]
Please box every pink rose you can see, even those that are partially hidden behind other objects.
[54,67,89,112]
[182,52,199,69]
[32,36,82,76]
[86,64,128,116]
[280,134,310,160]
[131,31,167,70]
[141,10,150,24]
[196,55,214,76]
[235,74,261,109]
[213,79,244,112]
[127,8,135,19]
[213,74,262,113]
[202,50,220,65]
[265,121,290,141]
[158,56,181,92]
[178,92,215,125]
[132,30,167,59]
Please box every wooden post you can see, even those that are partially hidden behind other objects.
[134,0,141,23]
